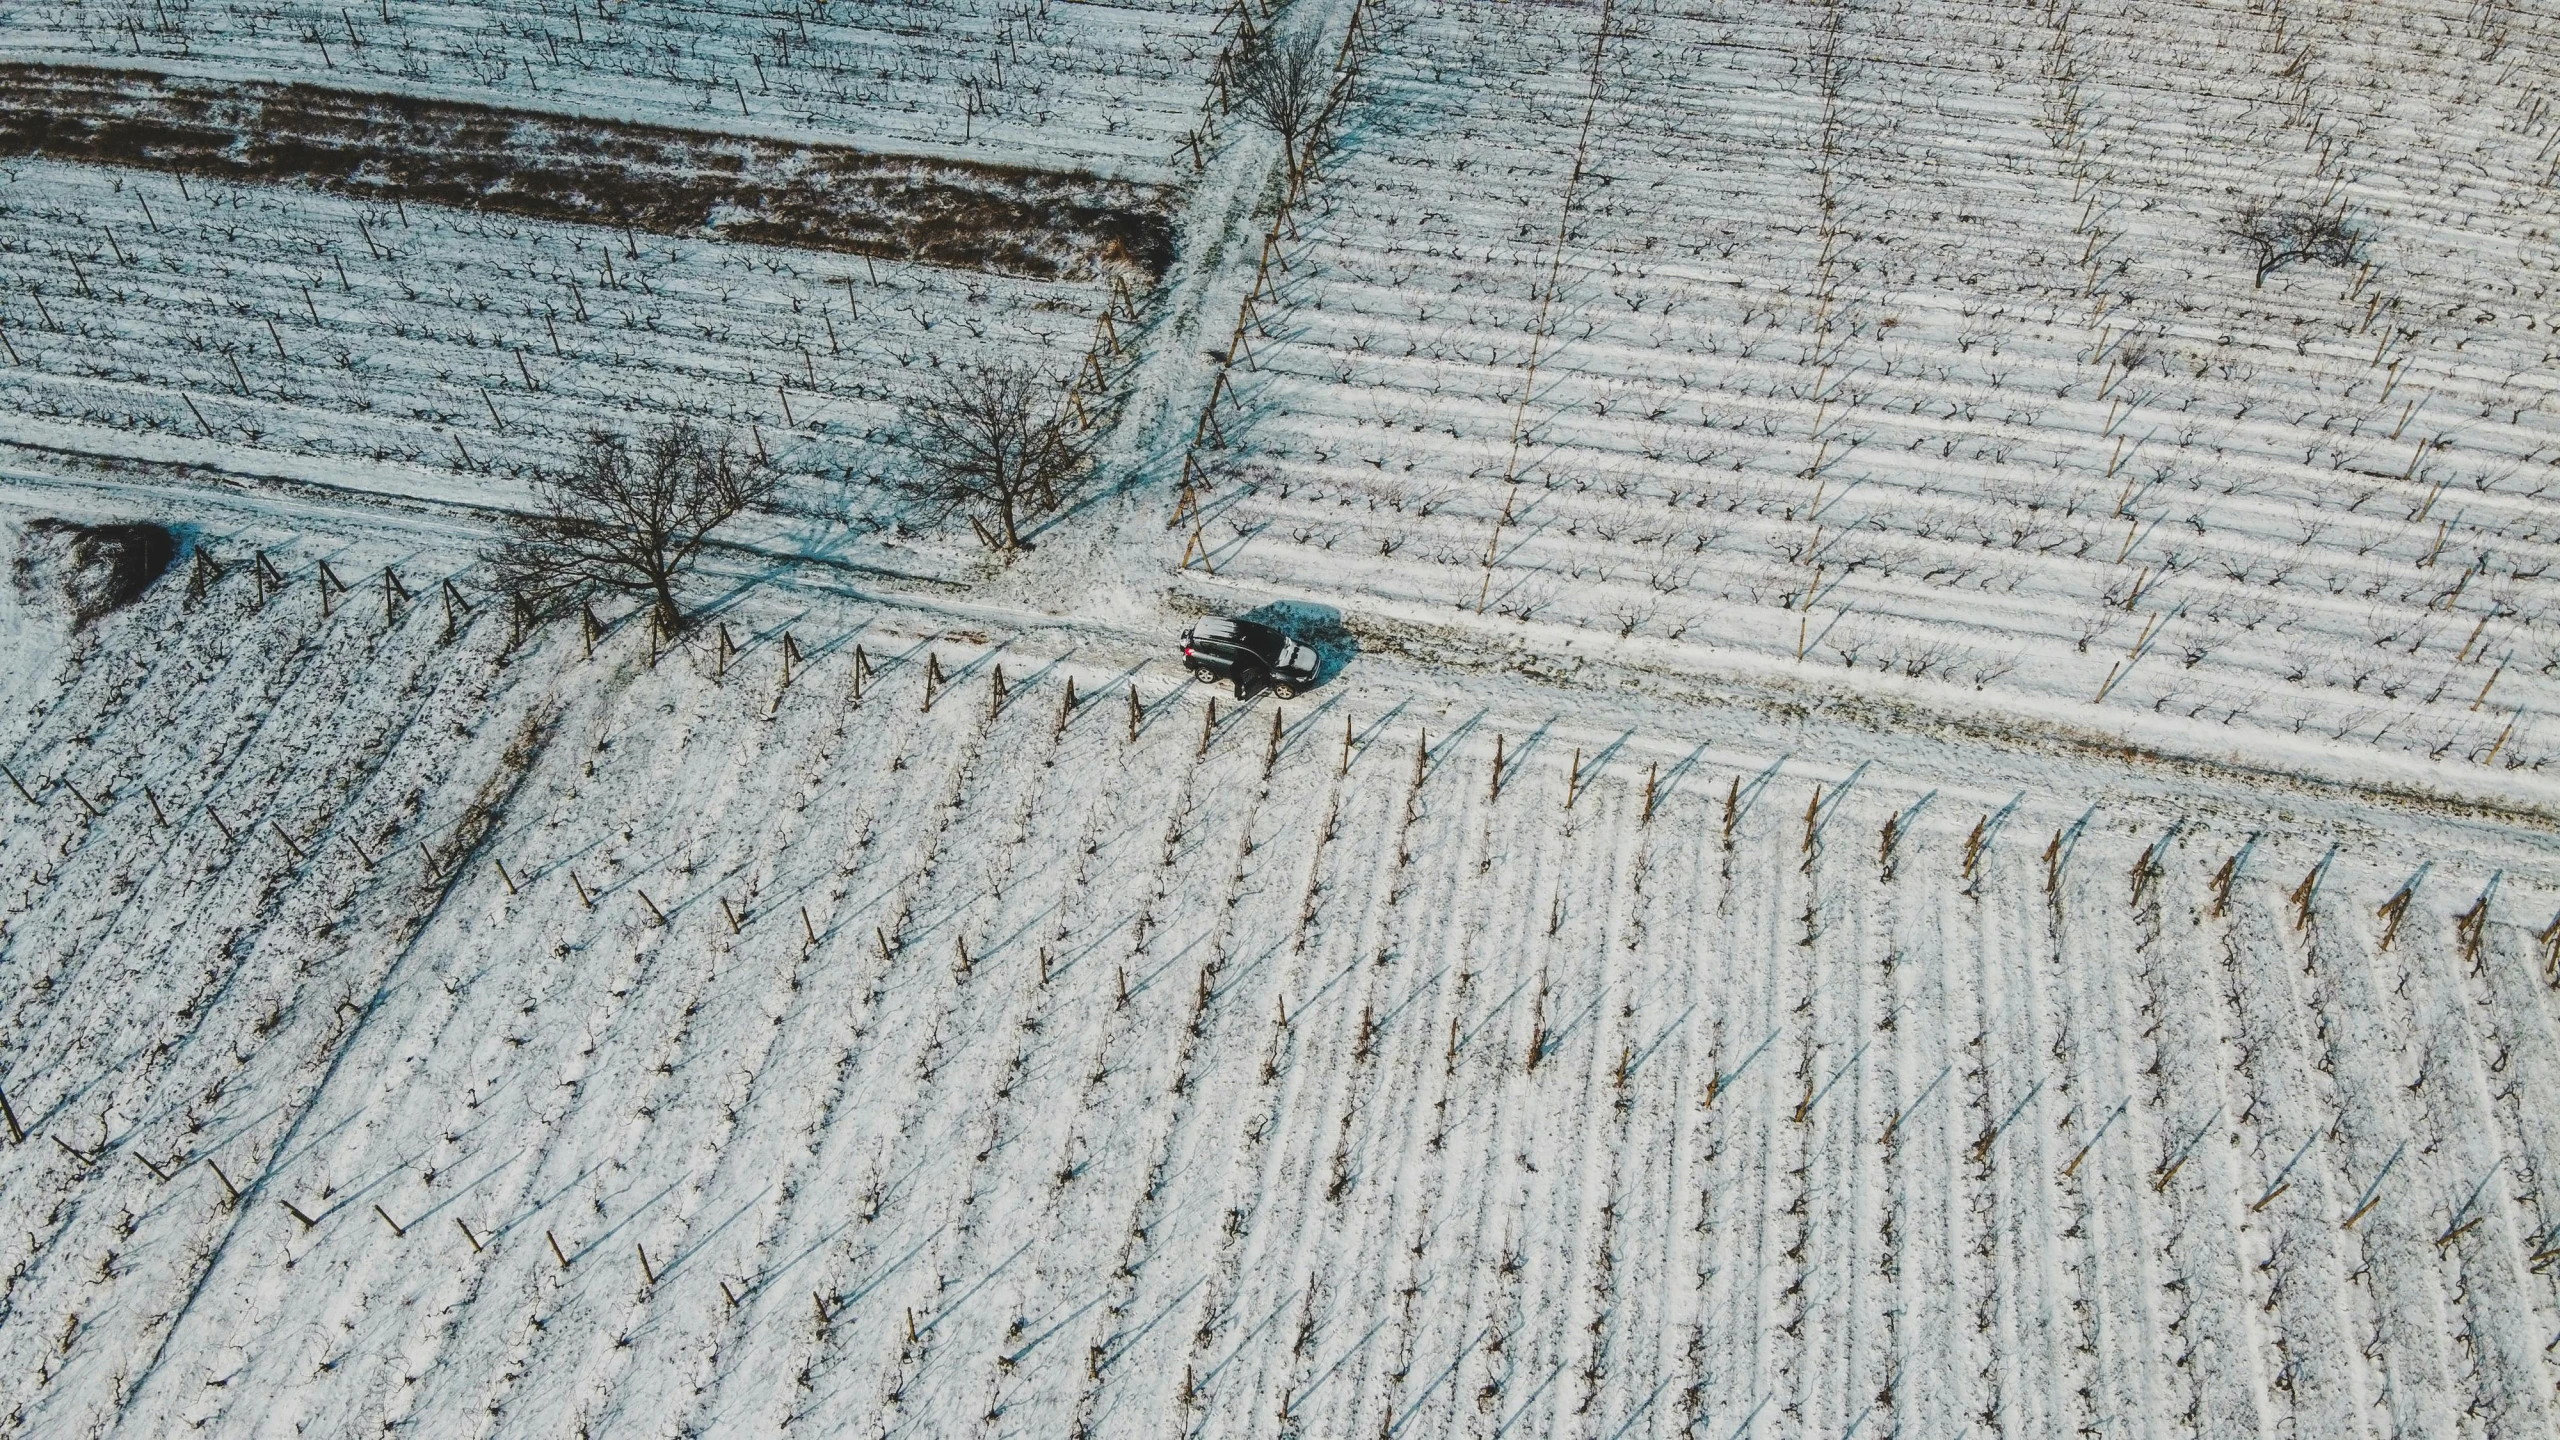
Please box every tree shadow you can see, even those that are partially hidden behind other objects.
[1232,599,1358,687]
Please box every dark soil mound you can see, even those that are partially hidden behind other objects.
[20,519,178,627]
[0,64,1176,283]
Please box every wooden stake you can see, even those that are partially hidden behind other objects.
[2455,883,2493,965]
[637,889,666,925]
[208,1160,240,1205]
[1127,684,1142,742]
[61,778,102,819]
[0,1086,21,1144]
[1643,762,1659,824]
[1489,734,1505,801]
[185,548,224,605]
[1253,703,1280,778]
[2289,863,2323,930]
[493,858,516,895]
[457,1218,483,1253]
[2471,659,2505,711]
[801,906,818,945]
[637,1244,657,1286]
[2485,707,2518,766]
[281,1200,317,1230]
[548,1230,571,1269]
[373,1204,405,1237]
[571,871,592,908]
[2376,884,2417,952]
[317,559,347,619]
[722,896,743,934]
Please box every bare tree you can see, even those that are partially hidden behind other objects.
[492,420,774,633]
[898,361,1088,551]
[1228,26,1333,175]
[2229,199,2367,288]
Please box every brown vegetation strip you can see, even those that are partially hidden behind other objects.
[0,64,1174,282]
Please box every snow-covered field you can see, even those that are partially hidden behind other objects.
[0,157,1116,578]
[0,0,1231,181]
[1202,0,2560,781]
[6,0,2560,1432]
[3,505,2559,1438]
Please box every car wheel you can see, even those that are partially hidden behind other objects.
[1272,680,1300,699]
[1190,666,1215,684]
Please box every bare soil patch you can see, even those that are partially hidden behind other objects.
[0,64,1174,282]
[16,516,178,627]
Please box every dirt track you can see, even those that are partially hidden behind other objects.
[0,63,1176,282]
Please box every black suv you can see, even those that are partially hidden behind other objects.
[1181,616,1318,697]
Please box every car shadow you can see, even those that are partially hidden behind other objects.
[1234,601,1358,688]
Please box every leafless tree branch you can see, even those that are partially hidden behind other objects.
[2230,199,2367,288]
[1229,27,1333,174]
[490,419,774,632]
[897,361,1090,551]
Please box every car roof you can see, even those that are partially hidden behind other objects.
[1193,616,1284,649]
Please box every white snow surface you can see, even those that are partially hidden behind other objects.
[0,157,1112,583]
[1199,0,2560,784]
[4,0,2560,1433]
[1,498,2558,1439]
